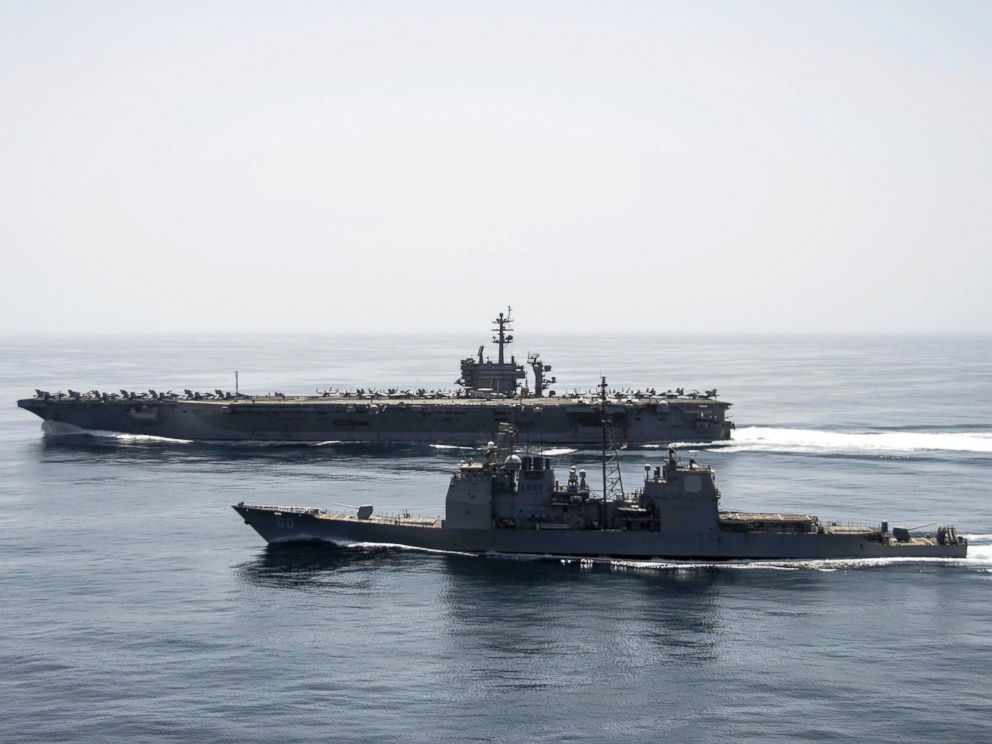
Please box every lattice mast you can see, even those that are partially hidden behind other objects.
[598,376,625,526]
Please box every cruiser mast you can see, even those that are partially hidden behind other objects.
[598,376,625,527]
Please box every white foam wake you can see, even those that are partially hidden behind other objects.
[42,422,353,446]
[204,439,346,447]
[568,540,992,574]
[719,427,992,456]
[603,555,992,573]
[490,535,992,573]
[537,447,578,457]
[42,421,194,443]
[327,539,477,557]
[964,538,992,567]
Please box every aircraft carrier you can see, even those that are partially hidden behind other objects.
[17,310,733,446]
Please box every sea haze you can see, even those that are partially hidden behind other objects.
[1,334,990,743]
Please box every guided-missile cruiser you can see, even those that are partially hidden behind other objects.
[234,388,966,560]
[17,309,733,446]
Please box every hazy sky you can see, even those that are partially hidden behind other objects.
[1,1,989,334]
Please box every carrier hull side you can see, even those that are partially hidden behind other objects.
[19,396,733,445]
[233,506,968,560]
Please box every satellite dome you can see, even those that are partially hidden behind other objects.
[503,454,522,472]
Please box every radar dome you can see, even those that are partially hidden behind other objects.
[503,454,522,472]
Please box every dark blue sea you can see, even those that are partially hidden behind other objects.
[1,334,990,743]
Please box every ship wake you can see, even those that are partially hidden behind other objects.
[478,536,992,574]
[41,421,349,447]
[561,536,992,574]
[307,538,477,558]
[42,420,194,444]
[701,426,992,456]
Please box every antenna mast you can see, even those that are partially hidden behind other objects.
[598,376,625,527]
[492,306,513,365]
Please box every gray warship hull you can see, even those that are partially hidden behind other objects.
[233,505,967,560]
[18,395,732,446]
[232,399,967,562]
[18,309,733,446]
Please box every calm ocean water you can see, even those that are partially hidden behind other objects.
[1,334,990,743]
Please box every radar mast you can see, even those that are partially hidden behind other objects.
[492,307,513,365]
[598,376,625,526]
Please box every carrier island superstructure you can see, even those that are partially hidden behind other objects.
[18,310,733,446]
